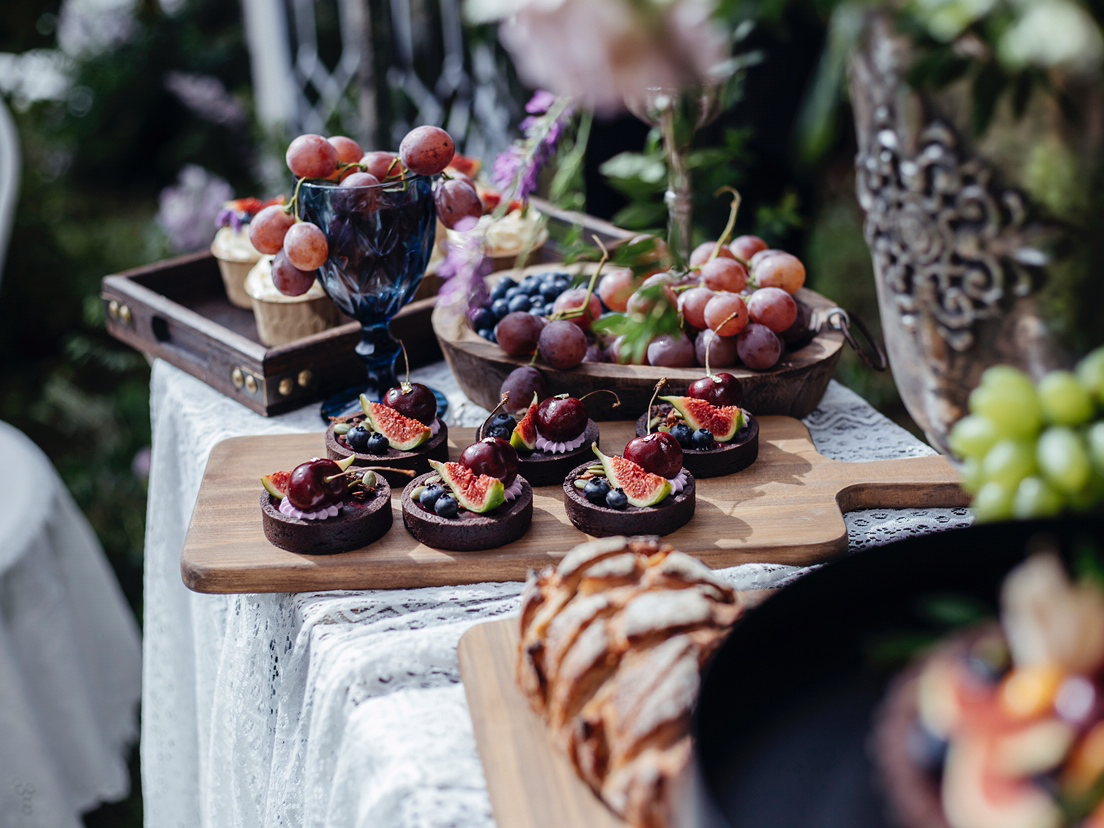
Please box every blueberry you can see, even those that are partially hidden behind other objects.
[522,278,543,296]
[583,478,611,504]
[490,298,509,319]
[419,484,445,509]
[541,303,557,317]
[365,432,390,455]
[671,422,694,448]
[491,277,517,299]
[540,282,562,301]
[346,424,372,452]
[504,286,522,301]
[605,488,629,510]
[491,412,516,429]
[478,328,495,342]
[434,494,459,518]
[529,294,544,309]
[529,307,545,317]
[691,428,715,449]
[470,306,495,331]
[506,294,530,314]
[485,423,513,440]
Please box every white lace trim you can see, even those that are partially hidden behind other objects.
[534,430,587,454]
[278,499,341,521]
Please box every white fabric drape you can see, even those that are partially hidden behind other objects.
[142,359,971,827]
[0,420,141,828]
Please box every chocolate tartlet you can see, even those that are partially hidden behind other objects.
[325,415,449,486]
[517,419,601,487]
[562,462,696,538]
[400,471,533,551]
[636,404,759,478]
[260,478,393,555]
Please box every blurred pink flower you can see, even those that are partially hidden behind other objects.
[468,0,730,114]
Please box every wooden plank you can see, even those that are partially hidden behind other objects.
[181,418,968,594]
[433,263,846,421]
[459,619,625,828]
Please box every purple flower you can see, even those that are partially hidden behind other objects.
[157,165,233,253]
[525,90,558,115]
[490,94,575,204]
[437,230,492,318]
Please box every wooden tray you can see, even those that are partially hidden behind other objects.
[433,263,846,420]
[101,251,442,416]
[180,419,967,594]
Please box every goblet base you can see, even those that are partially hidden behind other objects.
[319,386,450,423]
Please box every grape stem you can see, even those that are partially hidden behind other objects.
[399,339,413,393]
[549,236,608,324]
[705,186,742,266]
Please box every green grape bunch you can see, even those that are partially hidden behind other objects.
[950,349,1104,521]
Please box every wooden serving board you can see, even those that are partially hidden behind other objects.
[458,603,767,828]
[181,418,967,594]
[459,619,625,828]
[433,263,846,420]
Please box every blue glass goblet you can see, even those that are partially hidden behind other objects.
[298,175,443,419]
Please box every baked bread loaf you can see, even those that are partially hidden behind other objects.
[517,535,743,828]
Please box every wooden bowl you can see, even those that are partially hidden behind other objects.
[432,263,845,419]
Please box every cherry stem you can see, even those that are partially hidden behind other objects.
[647,378,667,434]
[399,339,412,389]
[578,389,621,411]
[362,466,416,478]
[478,394,511,440]
[705,186,742,266]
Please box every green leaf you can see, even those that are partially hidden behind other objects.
[598,152,667,186]
[611,202,667,232]
[915,593,992,629]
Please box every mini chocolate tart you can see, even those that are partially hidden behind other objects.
[325,415,449,486]
[635,404,759,478]
[260,480,393,555]
[562,463,695,538]
[400,472,534,551]
[517,420,601,487]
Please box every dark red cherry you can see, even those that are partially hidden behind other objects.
[287,458,347,511]
[687,372,742,407]
[383,381,437,425]
[459,437,519,486]
[535,395,587,442]
[623,432,683,479]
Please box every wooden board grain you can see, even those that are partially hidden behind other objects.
[181,418,967,594]
[458,619,625,828]
[433,263,846,420]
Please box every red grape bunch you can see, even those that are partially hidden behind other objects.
[249,125,478,297]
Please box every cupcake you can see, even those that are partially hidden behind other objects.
[211,197,281,308]
[245,256,345,347]
[448,206,549,271]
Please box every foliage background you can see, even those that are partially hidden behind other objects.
[0,1,910,824]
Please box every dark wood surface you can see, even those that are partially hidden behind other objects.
[433,263,847,420]
[101,252,441,416]
[180,419,967,594]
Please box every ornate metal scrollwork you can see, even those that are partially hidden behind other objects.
[856,111,1051,353]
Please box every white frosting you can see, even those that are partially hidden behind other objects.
[211,225,262,262]
[429,418,441,437]
[278,498,341,521]
[246,257,328,303]
[502,477,524,503]
[447,210,548,258]
[667,470,689,494]
[535,430,588,454]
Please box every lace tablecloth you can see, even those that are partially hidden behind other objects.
[142,359,971,828]
[0,420,142,828]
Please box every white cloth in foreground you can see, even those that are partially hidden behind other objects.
[0,420,142,828]
[142,360,971,828]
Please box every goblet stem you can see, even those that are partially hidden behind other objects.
[355,322,401,401]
